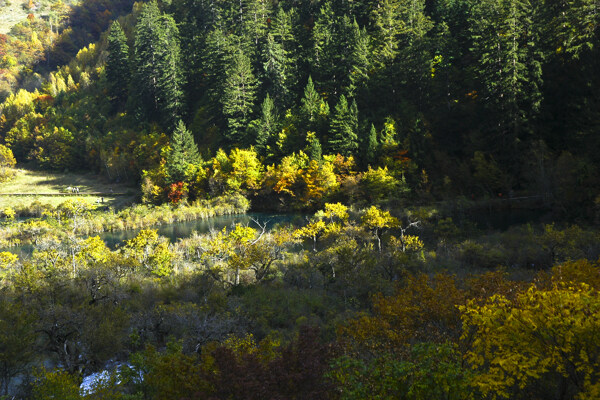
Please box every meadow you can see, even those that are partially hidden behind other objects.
[0,167,138,209]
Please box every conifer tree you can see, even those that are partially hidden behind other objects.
[132,0,184,129]
[166,120,201,183]
[255,94,278,154]
[272,7,298,100]
[371,0,401,67]
[262,34,290,109]
[312,2,338,96]
[470,0,543,155]
[363,123,379,166]
[222,50,258,145]
[329,95,359,156]
[300,76,329,135]
[307,132,322,161]
[346,18,371,98]
[106,21,129,109]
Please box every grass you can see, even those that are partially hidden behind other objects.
[0,2,30,35]
[0,167,138,209]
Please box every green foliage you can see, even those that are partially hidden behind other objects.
[106,21,130,109]
[221,50,258,145]
[31,368,80,400]
[254,94,279,155]
[132,0,184,128]
[328,95,359,157]
[330,343,474,400]
[166,120,201,184]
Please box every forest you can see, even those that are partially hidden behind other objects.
[0,0,599,398]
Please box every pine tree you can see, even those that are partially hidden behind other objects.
[272,6,298,99]
[166,120,201,183]
[300,76,329,135]
[363,123,379,166]
[244,0,272,48]
[311,1,338,97]
[255,94,278,154]
[106,21,129,109]
[262,33,291,109]
[221,50,258,145]
[329,95,359,156]
[346,18,371,98]
[132,0,184,129]
[371,0,401,67]
[470,0,543,155]
[307,132,322,161]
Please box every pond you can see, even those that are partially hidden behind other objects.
[3,206,553,256]
[2,213,307,256]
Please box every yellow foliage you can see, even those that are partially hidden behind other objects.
[460,283,600,398]
[340,273,466,354]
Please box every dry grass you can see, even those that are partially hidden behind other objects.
[0,2,29,35]
[0,167,139,209]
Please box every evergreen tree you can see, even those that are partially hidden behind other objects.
[272,7,299,99]
[166,120,201,183]
[370,0,401,67]
[222,50,258,145]
[307,132,323,161]
[300,76,329,136]
[244,0,272,48]
[311,1,338,97]
[106,21,129,109]
[255,94,278,154]
[346,18,371,98]
[202,28,233,105]
[132,0,184,129]
[363,123,378,166]
[329,95,359,156]
[262,33,291,109]
[470,0,543,156]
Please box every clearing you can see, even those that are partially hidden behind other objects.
[0,167,138,209]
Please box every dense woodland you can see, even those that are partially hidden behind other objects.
[0,0,599,398]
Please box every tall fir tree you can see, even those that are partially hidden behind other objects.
[470,0,543,158]
[370,0,401,67]
[255,94,279,155]
[300,76,329,136]
[132,0,184,129]
[346,18,371,98]
[261,34,291,109]
[221,50,258,145]
[307,132,323,161]
[362,123,379,167]
[166,120,201,183]
[328,95,359,156]
[272,7,299,101]
[106,21,130,110]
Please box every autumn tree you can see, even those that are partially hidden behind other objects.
[461,283,600,399]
